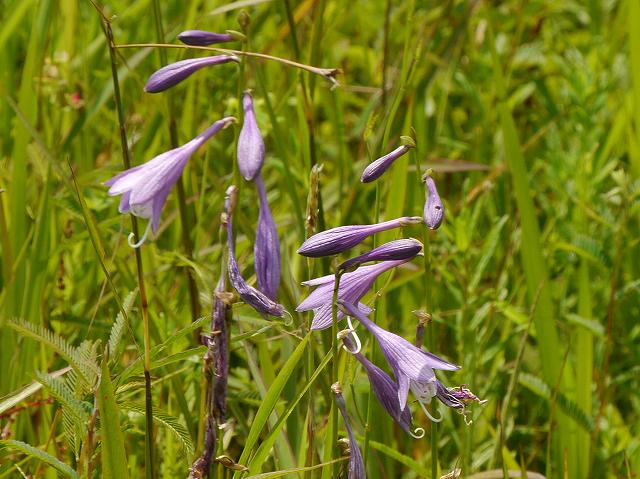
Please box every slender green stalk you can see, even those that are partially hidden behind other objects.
[150,0,201,323]
[330,271,343,478]
[93,5,155,477]
[115,43,339,84]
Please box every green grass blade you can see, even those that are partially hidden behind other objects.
[234,333,311,476]
[97,352,130,479]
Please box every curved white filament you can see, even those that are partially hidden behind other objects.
[128,221,152,248]
[418,399,442,423]
[409,427,426,439]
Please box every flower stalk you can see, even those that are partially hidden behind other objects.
[115,43,340,85]
[95,9,155,479]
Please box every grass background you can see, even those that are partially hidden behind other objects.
[1,0,639,478]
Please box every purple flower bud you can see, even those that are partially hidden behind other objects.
[341,335,418,436]
[331,383,366,479]
[254,175,281,300]
[297,216,422,258]
[105,117,235,247]
[178,30,235,46]
[144,55,239,93]
[225,186,285,317]
[360,140,414,183]
[423,175,444,230]
[340,300,460,409]
[339,238,423,272]
[297,259,411,330]
[237,91,265,181]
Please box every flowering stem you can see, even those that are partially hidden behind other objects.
[413,142,438,478]
[96,9,155,479]
[114,43,340,85]
[150,0,201,325]
[331,270,343,477]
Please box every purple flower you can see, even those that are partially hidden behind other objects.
[339,301,460,411]
[105,117,235,247]
[339,238,422,272]
[332,383,366,479]
[297,216,422,258]
[341,335,423,438]
[178,30,236,46]
[360,138,415,183]
[237,91,265,181]
[254,175,280,300]
[435,381,485,424]
[225,186,285,317]
[144,55,239,93]
[423,175,444,230]
[297,260,410,330]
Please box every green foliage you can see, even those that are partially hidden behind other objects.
[0,0,638,478]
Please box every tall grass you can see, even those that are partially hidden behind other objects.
[1,1,638,478]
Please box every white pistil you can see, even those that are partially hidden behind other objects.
[128,221,152,248]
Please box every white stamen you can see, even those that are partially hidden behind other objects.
[409,427,425,439]
[128,221,152,248]
[344,317,362,354]
[418,399,443,423]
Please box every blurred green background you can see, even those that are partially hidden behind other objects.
[0,0,639,478]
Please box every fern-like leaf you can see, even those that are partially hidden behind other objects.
[0,439,80,478]
[519,372,594,432]
[109,290,137,361]
[8,319,99,387]
[36,372,92,425]
[120,402,194,454]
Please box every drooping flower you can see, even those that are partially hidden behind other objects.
[254,175,280,300]
[423,174,444,230]
[105,117,235,247]
[360,138,415,183]
[297,259,410,330]
[144,55,239,93]
[297,216,422,258]
[338,238,422,272]
[435,381,486,424]
[224,186,285,317]
[237,91,265,181]
[178,30,236,46]
[341,334,423,438]
[210,277,231,422]
[339,300,460,411]
[332,382,366,479]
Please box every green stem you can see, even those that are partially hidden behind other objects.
[115,43,339,85]
[331,271,343,478]
[97,10,155,479]
[150,0,201,323]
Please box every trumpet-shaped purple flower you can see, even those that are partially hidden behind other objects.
[144,55,239,93]
[332,383,365,479]
[297,259,410,330]
[237,91,265,181]
[339,238,423,272]
[423,175,444,230]
[340,300,460,411]
[341,335,423,438]
[254,175,280,300]
[297,216,422,258]
[360,139,415,183]
[105,117,235,247]
[225,187,285,317]
[178,30,235,46]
